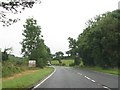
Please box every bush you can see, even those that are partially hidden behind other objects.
[2,57,28,77]
[62,63,66,66]
[69,63,75,66]
[79,58,84,67]
[36,58,45,68]
[74,57,80,65]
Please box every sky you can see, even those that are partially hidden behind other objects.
[0,0,119,57]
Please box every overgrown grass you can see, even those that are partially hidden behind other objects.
[79,66,119,76]
[51,59,74,66]
[2,59,28,77]
[0,78,2,90]
[2,67,54,88]
[2,55,30,78]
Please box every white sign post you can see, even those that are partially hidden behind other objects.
[28,60,36,67]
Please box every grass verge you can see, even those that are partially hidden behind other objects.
[2,67,54,88]
[79,66,119,76]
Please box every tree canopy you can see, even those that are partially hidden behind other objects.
[0,0,41,26]
[68,9,120,68]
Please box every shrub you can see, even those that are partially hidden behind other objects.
[79,58,84,67]
[62,63,66,66]
[69,63,75,66]
[2,58,28,77]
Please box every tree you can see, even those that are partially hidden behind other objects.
[21,18,50,67]
[0,0,41,26]
[76,9,120,68]
[66,51,70,57]
[2,47,12,61]
[67,37,77,58]
[55,51,64,64]
[67,37,81,65]
[21,18,41,58]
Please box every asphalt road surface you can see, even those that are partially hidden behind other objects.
[33,66,119,89]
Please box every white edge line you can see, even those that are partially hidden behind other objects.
[32,66,56,89]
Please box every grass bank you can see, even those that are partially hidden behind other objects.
[2,67,54,88]
[79,66,119,76]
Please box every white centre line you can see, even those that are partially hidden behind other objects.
[84,76,90,80]
[77,73,82,75]
[90,79,95,83]
[103,86,112,90]
[77,72,111,90]
[84,76,96,83]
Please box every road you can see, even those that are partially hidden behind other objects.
[33,66,119,89]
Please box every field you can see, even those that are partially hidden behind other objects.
[2,67,54,88]
[51,59,74,66]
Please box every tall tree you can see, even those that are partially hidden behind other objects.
[55,51,64,64]
[68,37,77,58]
[21,18,50,67]
[21,18,41,58]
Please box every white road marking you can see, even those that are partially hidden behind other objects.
[84,76,90,80]
[77,72,112,90]
[83,75,112,90]
[90,79,95,82]
[32,66,56,89]
[77,73,82,75]
[103,86,112,90]
[84,76,96,83]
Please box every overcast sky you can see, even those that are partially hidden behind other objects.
[0,0,119,57]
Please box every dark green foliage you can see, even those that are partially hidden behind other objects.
[62,63,66,66]
[67,37,80,65]
[69,63,75,66]
[66,51,70,57]
[67,37,77,58]
[76,9,120,68]
[74,56,80,65]
[2,51,8,61]
[2,48,12,61]
[55,51,64,63]
[36,58,44,68]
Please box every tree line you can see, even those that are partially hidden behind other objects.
[67,9,120,68]
[2,9,119,69]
